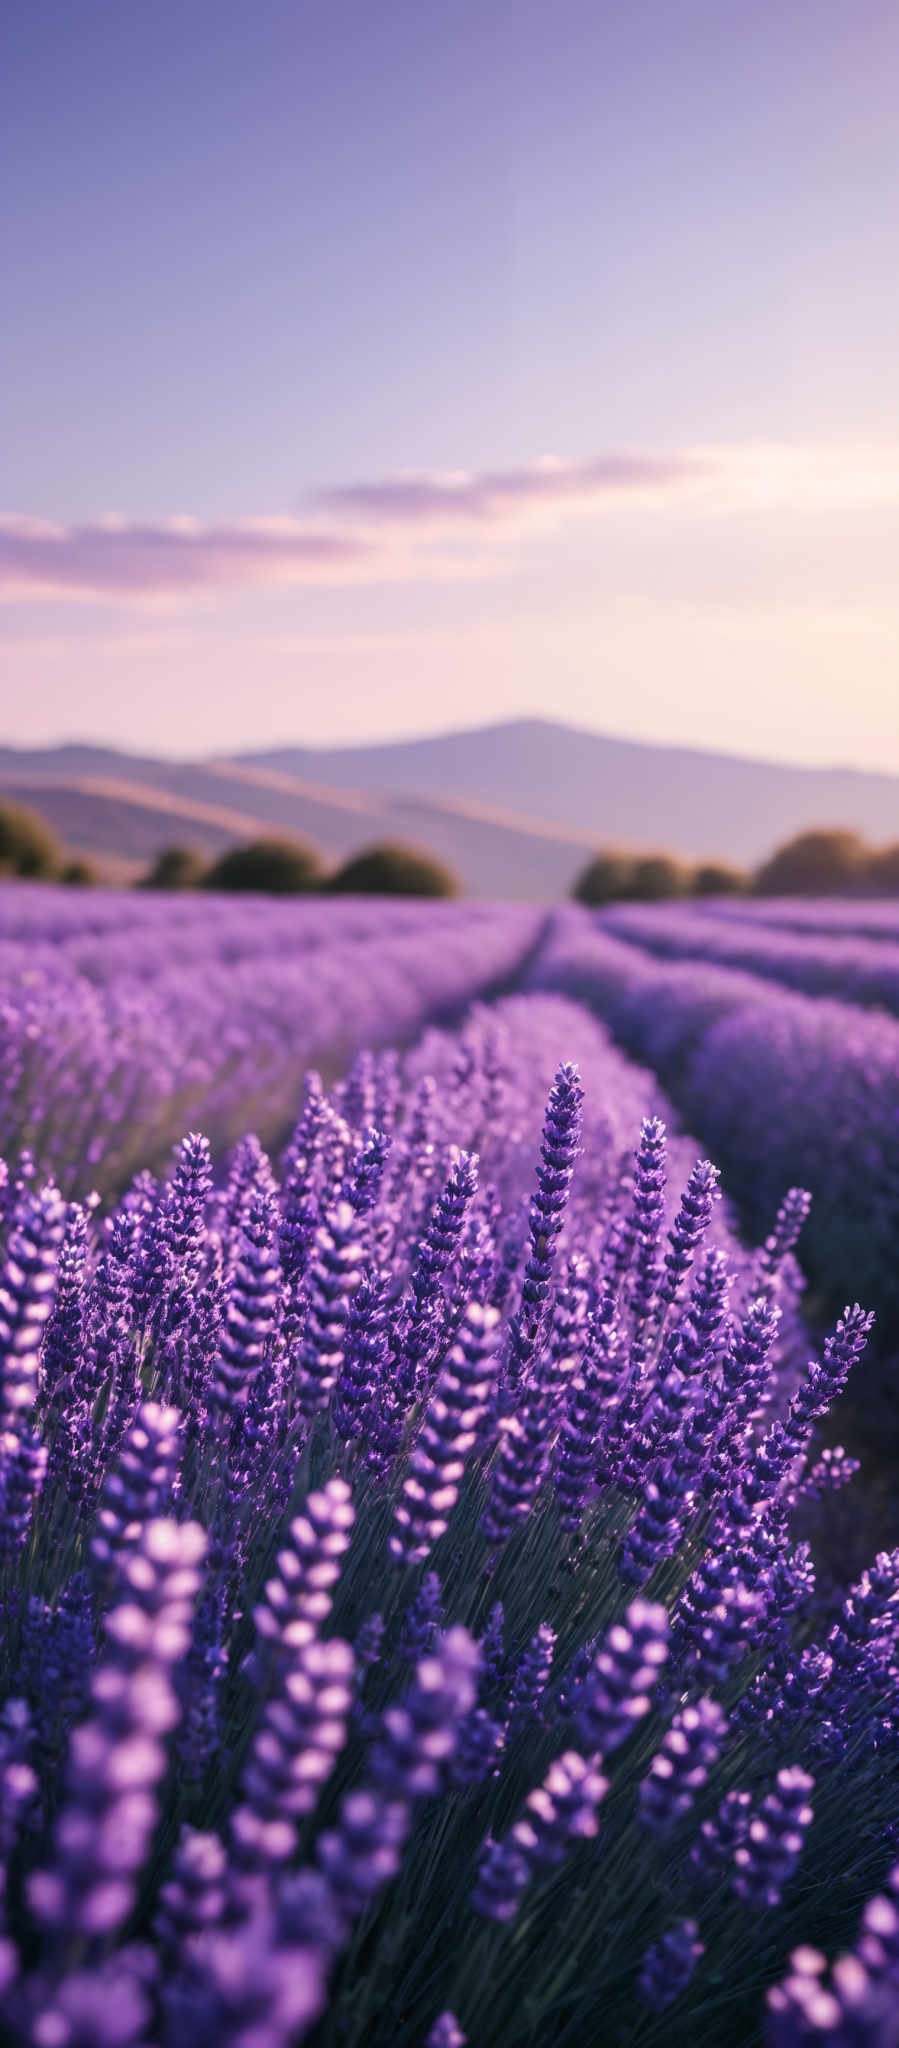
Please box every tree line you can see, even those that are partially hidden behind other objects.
[571,829,899,902]
[2,796,899,898]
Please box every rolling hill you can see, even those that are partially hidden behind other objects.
[1,720,897,897]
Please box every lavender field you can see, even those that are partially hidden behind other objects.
[1,885,898,2046]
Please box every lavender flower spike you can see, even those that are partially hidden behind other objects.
[576,1599,669,1758]
[0,1181,64,1424]
[639,1920,704,2012]
[733,1768,815,1913]
[508,1062,583,1386]
[389,1304,499,1567]
[426,2013,468,2048]
[639,1699,728,1835]
[472,1751,608,1922]
[29,1519,206,1941]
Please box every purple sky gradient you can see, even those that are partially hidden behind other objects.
[2,0,898,767]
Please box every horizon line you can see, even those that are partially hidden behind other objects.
[2,712,899,785]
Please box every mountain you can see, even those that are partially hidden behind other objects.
[237,718,899,866]
[1,720,897,896]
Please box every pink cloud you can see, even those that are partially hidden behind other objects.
[316,451,709,526]
[0,515,374,602]
[4,443,896,606]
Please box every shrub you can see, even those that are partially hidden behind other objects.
[327,841,459,897]
[754,830,868,896]
[205,836,325,894]
[60,858,99,886]
[140,844,210,890]
[628,854,691,900]
[866,842,899,893]
[691,862,747,896]
[572,851,638,906]
[0,799,61,878]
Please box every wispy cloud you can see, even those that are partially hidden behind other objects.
[0,516,374,604]
[315,451,708,526]
[3,443,898,605]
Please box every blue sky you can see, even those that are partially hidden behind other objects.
[2,0,898,766]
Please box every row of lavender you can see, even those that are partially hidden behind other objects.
[695,896,899,942]
[0,988,895,2045]
[602,900,899,1018]
[0,888,544,1196]
[526,909,899,1348]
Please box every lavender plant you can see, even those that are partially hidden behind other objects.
[0,927,894,2044]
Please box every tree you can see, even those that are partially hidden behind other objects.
[627,854,690,901]
[204,837,325,894]
[326,842,459,897]
[866,844,899,894]
[754,829,868,896]
[692,862,748,896]
[572,851,638,906]
[0,800,61,879]
[60,858,99,886]
[140,845,210,890]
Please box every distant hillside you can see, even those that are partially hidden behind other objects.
[0,742,599,900]
[237,719,899,866]
[1,721,897,895]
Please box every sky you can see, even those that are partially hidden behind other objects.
[2,0,898,769]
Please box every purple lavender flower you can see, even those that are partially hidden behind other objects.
[91,1401,182,1581]
[472,1751,607,1920]
[758,1187,813,1296]
[398,1151,480,1398]
[294,1203,364,1422]
[507,1063,583,1386]
[506,1624,556,1731]
[29,1519,206,1940]
[576,1599,668,1756]
[659,1159,720,1307]
[733,1768,815,1913]
[480,1388,552,1550]
[639,1920,704,2011]
[389,1305,499,1567]
[232,1636,355,1870]
[212,1190,281,1419]
[639,1699,728,1835]
[552,1312,620,1532]
[317,1628,479,1918]
[626,1115,667,1337]
[0,1181,64,1423]
[688,1789,753,1888]
[253,1477,355,1663]
[155,1826,229,1957]
[425,2013,467,2048]
[342,1126,391,1217]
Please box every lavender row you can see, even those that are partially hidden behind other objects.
[696,894,899,943]
[0,895,544,1194]
[526,908,899,1342]
[0,990,892,2044]
[602,900,899,1019]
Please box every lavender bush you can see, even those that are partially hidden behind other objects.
[0,966,894,2045]
[603,900,899,1018]
[527,908,899,1345]
[0,887,543,1193]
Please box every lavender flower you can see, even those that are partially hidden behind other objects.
[0,1181,64,1423]
[639,1920,704,2011]
[733,1768,815,1913]
[294,1203,364,1422]
[576,1600,669,1757]
[29,1519,206,1940]
[389,1305,499,1566]
[472,1751,607,1920]
[639,1699,728,1835]
[507,1063,583,1386]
